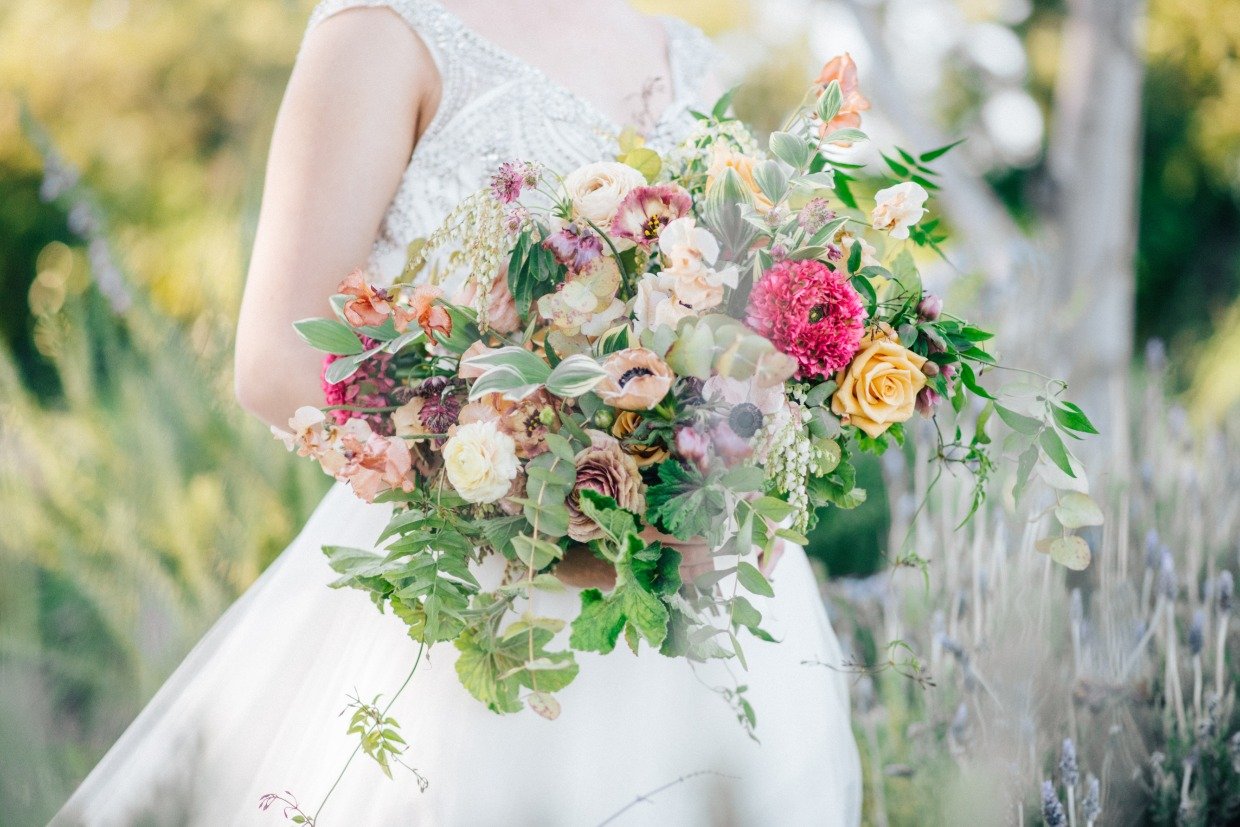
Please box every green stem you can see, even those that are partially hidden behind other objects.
[323,404,399,414]
[311,639,427,825]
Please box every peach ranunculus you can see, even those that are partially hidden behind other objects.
[870,182,929,241]
[407,284,453,339]
[596,348,675,411]
[815,53,870,141]
[454,270,520,334]
[706,145,772,210]
[338,269,392,327]
[831,326,928,438]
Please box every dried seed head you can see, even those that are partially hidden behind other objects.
[1145,529,1161,570]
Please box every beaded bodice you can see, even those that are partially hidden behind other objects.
[303,0,717,284]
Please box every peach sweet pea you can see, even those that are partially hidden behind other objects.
[408,284,453,339]
[338,270,392,328]
[816,53,870,141]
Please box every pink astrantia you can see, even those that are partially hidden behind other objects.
[322,336,397,434]
[745,259,867,380]
[610,184,693,248]
[490,160,540,204]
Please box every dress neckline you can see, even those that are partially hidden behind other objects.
[420,0,686,137]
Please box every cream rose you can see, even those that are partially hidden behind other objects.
[561,162,646,226]
[870,182,928,240]
[831,327,928,437]
[442,419,520,503]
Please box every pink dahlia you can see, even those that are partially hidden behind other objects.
[745,259,867,380]
[322,336,398,434]
[610,184,693,248]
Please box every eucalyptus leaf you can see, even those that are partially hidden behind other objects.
[294,317,364,355]
[1055,492,1104,529]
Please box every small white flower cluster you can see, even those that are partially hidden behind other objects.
[764,403,815,532]
[665,118,764,177]
[407,189,509,326]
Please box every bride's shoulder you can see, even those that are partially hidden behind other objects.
[298,1,440,77]
[293,1,441,116]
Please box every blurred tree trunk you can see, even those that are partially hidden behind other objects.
[840,0,1147,456]
[1047,0,1147,455]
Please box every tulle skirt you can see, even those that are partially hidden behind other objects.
[53,482,861,826]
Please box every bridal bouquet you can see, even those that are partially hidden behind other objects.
[275,55,1098,727]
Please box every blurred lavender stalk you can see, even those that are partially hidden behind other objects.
[828,342,1240,822]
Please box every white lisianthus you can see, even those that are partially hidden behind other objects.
[561,162,646,226]
[442,420,520,504]
[870,182,928,240]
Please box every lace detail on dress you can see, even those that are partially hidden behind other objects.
[302,0,719,284]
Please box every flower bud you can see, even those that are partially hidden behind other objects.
[921,361,940,378]
[917,293,943,321]
[592,410,614,430]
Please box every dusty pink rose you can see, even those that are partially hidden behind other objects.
[566,431,646,543]
[454,272,520,334]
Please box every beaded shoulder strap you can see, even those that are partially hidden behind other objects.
[303,0,468,143]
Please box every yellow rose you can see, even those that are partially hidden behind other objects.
[442,420,520,504]
[831,327,928,437]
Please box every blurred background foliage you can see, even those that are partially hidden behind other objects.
[1,0,1238,822]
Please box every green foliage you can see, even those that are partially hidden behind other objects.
[645,459,727,541]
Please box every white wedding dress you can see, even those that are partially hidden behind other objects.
[53,2,861,824]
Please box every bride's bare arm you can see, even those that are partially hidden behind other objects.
[234,8,440,429]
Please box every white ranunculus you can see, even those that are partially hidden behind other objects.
[443,420,520,504]
[870,182,928,240]
[561,162,646,226]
